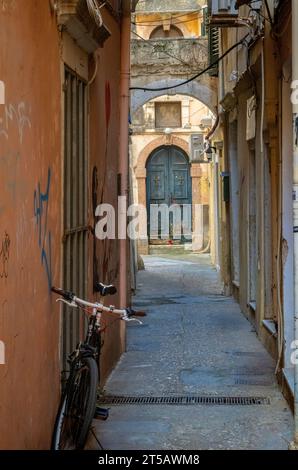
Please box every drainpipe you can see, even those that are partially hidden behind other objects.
[291,0,298,450]
[118,1,131,308]
[205,111,220,269]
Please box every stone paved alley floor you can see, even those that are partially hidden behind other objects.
[89,254,293,450]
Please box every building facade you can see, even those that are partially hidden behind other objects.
[208,0,295,405]
[130,0,218,255]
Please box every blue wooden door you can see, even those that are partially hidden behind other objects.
[146,146,191,243]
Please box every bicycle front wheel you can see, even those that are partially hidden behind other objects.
[52,356,98,450]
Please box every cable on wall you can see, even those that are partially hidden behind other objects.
[86,0,104,28]
[130,33,250,92]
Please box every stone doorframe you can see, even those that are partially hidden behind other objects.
[135,135,209,255]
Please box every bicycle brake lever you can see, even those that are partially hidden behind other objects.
[56,298,78,308]
[124,317,143,325]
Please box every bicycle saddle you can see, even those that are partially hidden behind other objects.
[94,282,117,296]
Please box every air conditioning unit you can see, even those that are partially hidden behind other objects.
[209,0,238,16]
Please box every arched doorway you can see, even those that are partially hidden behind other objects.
[146,145,191,244]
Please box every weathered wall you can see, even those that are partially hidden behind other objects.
[216,2,283,368]
[88,8,125,384]
[0,1,126,449]
[0,1,61,449]
[134,12,204,39]
[136,0,202,13]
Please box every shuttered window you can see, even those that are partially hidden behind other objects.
[208,26,219,77]
[62,68,88,377]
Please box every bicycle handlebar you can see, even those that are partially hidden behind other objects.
[125,308,146,318]
[51,286,147,320]
[51,287,74,302]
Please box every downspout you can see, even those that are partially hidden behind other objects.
[205,111,219,142]
[206,111,220,269]
[119,1,131,308]
[290,0,298,450]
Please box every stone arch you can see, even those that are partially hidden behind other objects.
[135,135,189,179]
[139,22,190,40]
[131,79,217,116]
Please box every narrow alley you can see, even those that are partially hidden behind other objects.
[91,254,293,450]
[2,0,298,457]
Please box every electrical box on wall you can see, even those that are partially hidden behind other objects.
[221,171,230,202]
[190,134,206,163]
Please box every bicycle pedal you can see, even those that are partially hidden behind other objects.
[94,407,110,421]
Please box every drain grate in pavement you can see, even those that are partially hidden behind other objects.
[235,378,273,386]
[99,395,270,406]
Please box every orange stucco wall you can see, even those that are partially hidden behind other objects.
[0,1,61,449]
[0,1,125,449]
[88,9,125,384]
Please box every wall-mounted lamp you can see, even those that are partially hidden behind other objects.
[204,141,217,162]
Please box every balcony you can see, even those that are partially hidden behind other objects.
[131,37,208,76]
[57,0,111,54]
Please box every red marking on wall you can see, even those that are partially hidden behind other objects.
[105,81,111,130]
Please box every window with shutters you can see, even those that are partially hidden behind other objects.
[208,26,219,77]
[201,6,208,36]
[62,67,88,379]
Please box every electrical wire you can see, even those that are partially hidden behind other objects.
[86,0,103,28]
[131,16,203,27]
[130,33,250,92]
[87,53,99,86]
[271,11,292,38]
[132,18,203,27]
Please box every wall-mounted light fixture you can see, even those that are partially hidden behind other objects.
[204,141,217,162]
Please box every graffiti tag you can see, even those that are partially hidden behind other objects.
[0,102,31,144]
[33,168,52,291]
[0,232,10,279]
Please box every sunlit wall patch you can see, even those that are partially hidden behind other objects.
[0,80,5,105]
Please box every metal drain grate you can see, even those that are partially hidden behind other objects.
[235,379,273,386]
[99,395,270,406]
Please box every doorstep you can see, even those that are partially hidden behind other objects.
[283,367,294,398]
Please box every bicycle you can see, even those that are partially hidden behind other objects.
[51,283,145,450]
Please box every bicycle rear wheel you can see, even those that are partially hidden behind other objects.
[52,356,98,450]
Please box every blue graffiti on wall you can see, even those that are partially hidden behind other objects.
[33,168,52,291]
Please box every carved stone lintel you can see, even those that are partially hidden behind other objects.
[164,134,173,146]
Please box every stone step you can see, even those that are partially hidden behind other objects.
[149,244,192,255]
